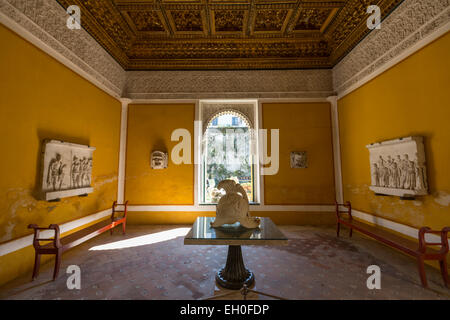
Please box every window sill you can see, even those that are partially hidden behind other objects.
[198,202,261,206]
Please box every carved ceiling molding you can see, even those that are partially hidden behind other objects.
[333,0,450,97]
[123,69,334,100]
[2,0,447,101]
[0,0,126,98]
[52,0,404,70]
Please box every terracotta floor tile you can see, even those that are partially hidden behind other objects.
[0,225,449,300]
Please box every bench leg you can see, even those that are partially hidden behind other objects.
[32,252,41,281]
[53,250,62,281]
[417,257,428,288]
[439,259,449,288]
[349,227,353,238]
[122,221,126,235]
[336,222,341,237]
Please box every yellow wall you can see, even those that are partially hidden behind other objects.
[0,25,121,285]
[125,102,336,225]
[338,32,450,230]
[125,104,195,204]
[262,103,336,205]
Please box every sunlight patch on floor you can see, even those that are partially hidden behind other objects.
[89,228,190,250]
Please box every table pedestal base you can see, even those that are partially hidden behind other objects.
[216,245,254,290]
[213,284,260,300]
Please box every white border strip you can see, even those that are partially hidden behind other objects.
[352,209,448,245]
[0,208,111,257]
[127,205,335,212]
[117,99,131,203]
[327,96,343,203]
[337,20,450,99]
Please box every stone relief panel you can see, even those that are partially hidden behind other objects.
[333,0,450,96]
[366,136,428,198]
[0,0,126,97]
[40,140,96,201]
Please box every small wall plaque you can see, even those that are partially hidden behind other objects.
[151,151,168,169]
[290,151,307,168]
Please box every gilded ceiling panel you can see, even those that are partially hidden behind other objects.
[213,10,246,33]
[127,11,166,32]
[294,8,333,31]
[168,10,205,33]
[253,9,290,32]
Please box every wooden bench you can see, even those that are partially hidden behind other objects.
[335,201,449,288]
[28,201,128,281]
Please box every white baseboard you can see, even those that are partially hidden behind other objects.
[351,209,448,246]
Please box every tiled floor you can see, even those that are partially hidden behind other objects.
[0,225,449,300]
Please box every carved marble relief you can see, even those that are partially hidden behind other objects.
[40,140,96,201]
[366,137,428,198]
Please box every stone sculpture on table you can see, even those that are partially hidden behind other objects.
[211,179,260,229]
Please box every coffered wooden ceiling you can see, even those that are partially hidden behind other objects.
[56,0,403,70]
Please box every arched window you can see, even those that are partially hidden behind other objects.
[201,111,254,203]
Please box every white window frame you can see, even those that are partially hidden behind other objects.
[196,99,261,206]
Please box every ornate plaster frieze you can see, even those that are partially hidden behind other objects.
[0,0,126,98]
[123,69,334,100]
[333,0,450,97]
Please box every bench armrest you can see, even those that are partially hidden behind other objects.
[418,227,450,254]
[111,200,128,221]
[335,201,352,220]
[28,224,62,249]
